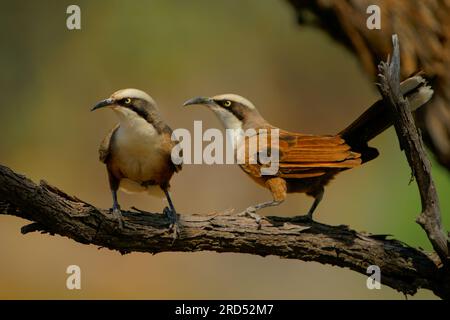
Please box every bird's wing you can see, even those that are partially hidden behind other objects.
[239,130,362,178]
[99,125,119,164]
[162,128,183,173]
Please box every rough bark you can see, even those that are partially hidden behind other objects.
[0,163,449,298]
[377,35,449,265]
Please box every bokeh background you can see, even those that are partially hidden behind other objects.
[0,0,448,299]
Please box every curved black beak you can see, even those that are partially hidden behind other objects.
[183,96,213,107]
[91,98,114,111]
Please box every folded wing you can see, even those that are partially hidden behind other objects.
[239,130,362,178]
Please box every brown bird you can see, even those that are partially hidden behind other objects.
[183,75,432,226]
[92,89,181,234]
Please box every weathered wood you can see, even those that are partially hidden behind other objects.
[0,163,449,298]
[377,35,449,264]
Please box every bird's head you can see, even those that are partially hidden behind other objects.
[183,93,264,130]
[91,88,160,123]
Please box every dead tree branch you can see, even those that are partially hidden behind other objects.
[0,163,449,299]
[377,35,449,265]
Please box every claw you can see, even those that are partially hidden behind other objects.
[111,206,124,230]
[164,207,180,241]
[238,206,264,229]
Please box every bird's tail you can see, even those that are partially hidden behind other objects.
[339,74,433,162]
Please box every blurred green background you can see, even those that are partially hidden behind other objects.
[0,0,448,299]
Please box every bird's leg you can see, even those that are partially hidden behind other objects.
[108,171,124,229]
[293,188,324,222]
[238,178,287,229]
[163,188,180,240]
[307,189,324,219]
[239,200,282,229]
[110,189,124,229]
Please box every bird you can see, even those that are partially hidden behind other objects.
[91,89,182,235]
[183,75,433,227]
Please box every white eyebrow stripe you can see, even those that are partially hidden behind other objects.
[212,93,256,109]
[111,88,156,105]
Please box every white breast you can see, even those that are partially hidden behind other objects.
[113,115,166,197]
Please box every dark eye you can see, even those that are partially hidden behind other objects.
[223,100,232,107]
[124,98,132,104]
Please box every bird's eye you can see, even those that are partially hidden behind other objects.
[124,98,132,104]
[223,100,232,107]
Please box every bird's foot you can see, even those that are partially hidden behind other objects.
[237,206,265,230]
[163,207,180,242]
[110,206,124,230]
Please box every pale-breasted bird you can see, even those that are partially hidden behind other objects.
[92,89,181,233]
[183,75,433,226]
